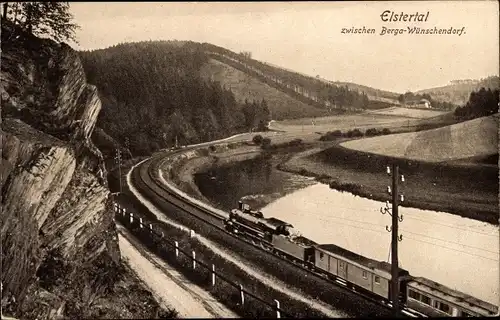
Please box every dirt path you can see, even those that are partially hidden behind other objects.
[118,225,239,318]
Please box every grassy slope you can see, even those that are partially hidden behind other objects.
[340,114,499,163]
[199,58,331,120]
[364,107,449,119]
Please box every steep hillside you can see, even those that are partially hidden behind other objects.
[341,114,499,163]
[416,76,500,106]
[79,41,264,156]
[1,22,171,319]
[199,58,331,120]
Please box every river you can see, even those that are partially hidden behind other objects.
[194,156,499,306]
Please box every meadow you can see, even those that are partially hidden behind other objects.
[341,114,498,163]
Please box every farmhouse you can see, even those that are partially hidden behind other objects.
[406,98,432,109]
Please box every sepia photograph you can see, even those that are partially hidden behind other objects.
[1,1,499,319]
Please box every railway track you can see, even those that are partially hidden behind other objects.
[133,145,426,318]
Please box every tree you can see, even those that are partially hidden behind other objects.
[454,87,499,120]
[252,134,263,145]
[3,2,79,43]
[261,137,271,149]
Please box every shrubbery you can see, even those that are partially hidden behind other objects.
[263,138,304,151]
[319,130,342,141]
[260,137,272,149]
[364,128,379,137]
[348,128,363,138]
[319,127,393,141]
[252,134,263,145]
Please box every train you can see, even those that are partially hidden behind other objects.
[224,201,498,317]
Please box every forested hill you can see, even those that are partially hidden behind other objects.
[79,40,403,157]
[80,41,270,156]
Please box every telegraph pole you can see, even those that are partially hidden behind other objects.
[114,148,122,194]
[381,163,404,317]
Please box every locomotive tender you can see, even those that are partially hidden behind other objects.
[224,201,498,317]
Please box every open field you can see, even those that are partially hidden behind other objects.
[364,107,450,119]
[199,58,331,120]
[269,112,435,134]
[341,114,499,163]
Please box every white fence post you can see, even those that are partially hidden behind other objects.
[130,212,134,224]
[211,264,216,286]
[122,208,126,216]
[175,241,179,257]
[239,284,244,305]
[149,224,153,233]
[139,217,143,228]
[192,251,196,269]
[274,299,281,318]
[161,231,164,238]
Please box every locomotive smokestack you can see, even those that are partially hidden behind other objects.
[238,201,243,210]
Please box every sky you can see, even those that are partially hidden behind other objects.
[70,1,499,93]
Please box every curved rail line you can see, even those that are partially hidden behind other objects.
[133,146,426,318]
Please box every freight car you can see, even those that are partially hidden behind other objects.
[227,202,499,317]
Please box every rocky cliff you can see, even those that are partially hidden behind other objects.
[1,22,168,319]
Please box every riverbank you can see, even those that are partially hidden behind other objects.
[278,142,499,224]
[163,144,263,203]
[159,134,497,225]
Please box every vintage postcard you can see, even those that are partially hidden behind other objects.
[1,1,498,319]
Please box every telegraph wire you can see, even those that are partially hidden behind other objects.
[299,211,497,254]
[303,215,497,259]
[308,202,497,236]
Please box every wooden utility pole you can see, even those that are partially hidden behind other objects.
[391,164,400,316]
[115,149,122,194]
[3,3,8,19]
[381,163,404,317]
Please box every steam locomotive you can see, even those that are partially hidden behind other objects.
[224,201,498,317]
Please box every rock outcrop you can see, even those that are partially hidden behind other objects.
[1,22,123,319]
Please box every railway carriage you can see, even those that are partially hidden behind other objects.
[406,277,498,317]
[313,244,410,301]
